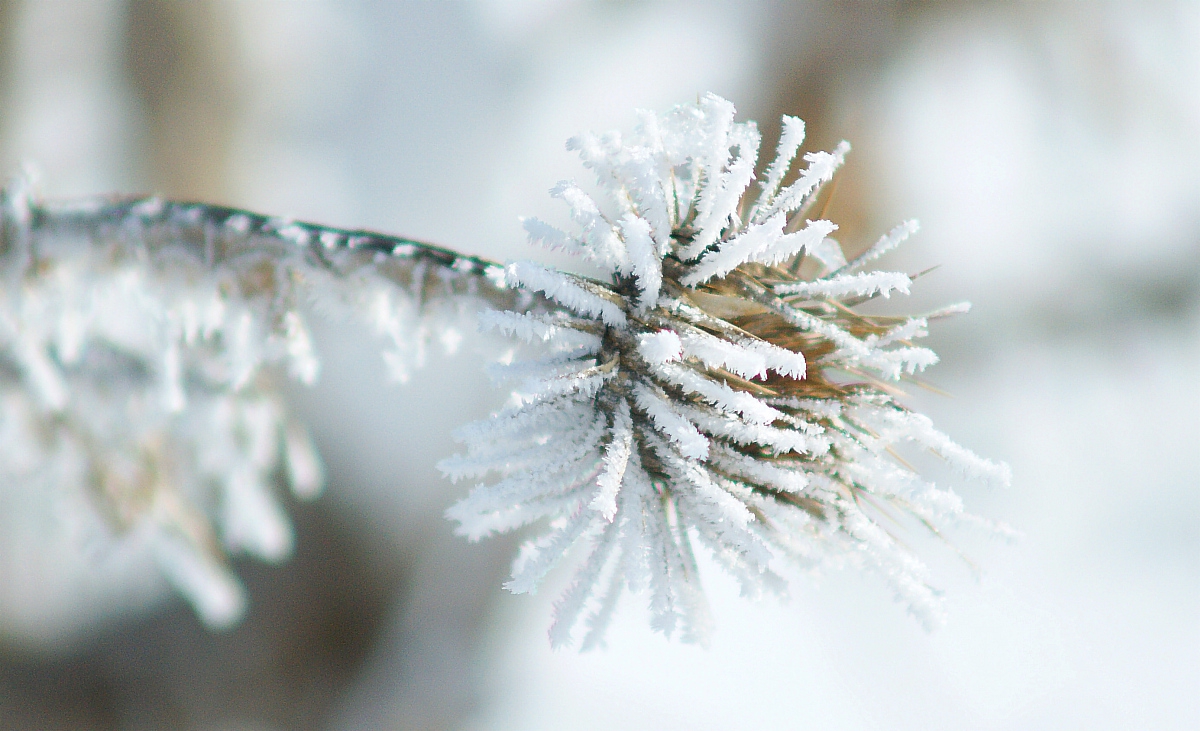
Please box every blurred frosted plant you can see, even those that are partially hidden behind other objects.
[0,175,522,627]
[441,94,1010,648]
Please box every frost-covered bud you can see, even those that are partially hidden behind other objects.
[442,95,1009,648]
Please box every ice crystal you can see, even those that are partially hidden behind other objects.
[442,95,1010,648]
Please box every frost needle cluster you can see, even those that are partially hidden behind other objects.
[442,95,1010,647]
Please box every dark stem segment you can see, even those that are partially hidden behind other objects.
[1,178,539,313]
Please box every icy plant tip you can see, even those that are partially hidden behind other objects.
[441,94,1011,649]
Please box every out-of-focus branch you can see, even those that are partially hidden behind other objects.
[5,183,522,313]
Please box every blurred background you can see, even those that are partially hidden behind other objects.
[1,1,1197,729]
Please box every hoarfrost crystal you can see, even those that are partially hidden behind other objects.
[442,95,1010,648]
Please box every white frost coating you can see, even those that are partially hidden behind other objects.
[750,218,838,267]
[521,362,616,403]
[926,301,972,319]
[620,454,666,596]
[671,470,758,546]
[621,214,662,310]
[873,318,928,347]
[776,270,913,299]
[677,328,768,379]
[618,117,672,247]
[637,329,683,364]
[150,531,247,629]
[682,213,786,286]
[475,460,603,515]
[222,467,294,561]
[710,443,808,493]
[783,307,859,355]
[275,311,317,385]
[579,566,625,651]
[446,458,603,540]
[742,339,806,379]
[552,181,628,270]
[767,396,843,418]
[684,121,760,261]
[874,345,937,379]
[479,309,602,352]
[506,503,595,594]
[486,353,598,386]
[632,383,709,460]
[284,422,325,499]
[805,235,849,271]
[450,397,594,448]
[882,409,1012,487]
[453,447,603,514]
[506,261,626,327]
[601,459,681,637]
[757,115,805,207]
[590,400,633,520]
[441,413,604,483]
[843,219,920,271]
[14,332,69,411]
[655,362,784,425]
[479,308,553,341]
[680,403,821,456]
[650,441,761,552]
[548,518,621,649]
[678,326,805,381]
[755,141,851,223]
[521,216,574,254]
[566,132,624,215]
[683,94,739,261]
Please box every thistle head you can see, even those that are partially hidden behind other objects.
[444,94,1010,648]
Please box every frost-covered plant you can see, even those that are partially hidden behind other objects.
[0,94,1007,646]
[440,94,1010,648]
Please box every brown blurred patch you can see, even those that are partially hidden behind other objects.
[0,497,402,731]
[756,2,917,260]
[123,0,239,203]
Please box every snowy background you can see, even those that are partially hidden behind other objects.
[1,2,1197,729]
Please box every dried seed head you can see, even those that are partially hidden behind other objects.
[443,94,1010,648]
